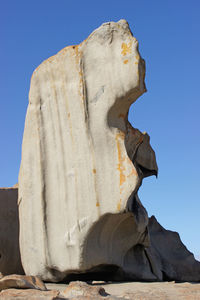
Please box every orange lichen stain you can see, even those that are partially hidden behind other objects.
[117,131,125,139]
[137,134,144,146]
[123,59,129,64]
[75,45,79,60]
[46,54,56,64]
[119,170,125,186]
[93,168,96,174]
[118,113,125,119]
[127,166,137,177]
[121,42,132,56]
[135,53,139,60]
[59,47,68,55]
[46,56,55,63]
[57,45,73,56]
[96,202,100,207]
[117,199,122,211]
[134,53,140,66]
[69,45,84,101]
[78,71,84,99]
[116,132,126,188]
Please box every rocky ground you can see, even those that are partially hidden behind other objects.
[47,281,200,300]
[0,275,200,299]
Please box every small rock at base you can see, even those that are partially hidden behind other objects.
[0,274,47,291]
[61,281,108,298]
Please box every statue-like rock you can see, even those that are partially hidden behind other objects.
[19,20,158,282]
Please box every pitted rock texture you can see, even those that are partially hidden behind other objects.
[19,19,157,282]
[0,188,24,275]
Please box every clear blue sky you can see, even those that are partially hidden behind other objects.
[1,1,200,258]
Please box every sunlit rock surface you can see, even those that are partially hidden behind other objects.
[18,19,200,283]
[19,19,157,282]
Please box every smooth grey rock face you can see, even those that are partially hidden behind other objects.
[18,20,157,282]
[0,188,24,276]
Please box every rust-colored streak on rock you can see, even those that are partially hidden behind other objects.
[118,113,125,119]
[121,42,132,56]
[116,132,126,188]
[117,198,122,211]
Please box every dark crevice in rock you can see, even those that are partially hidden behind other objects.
[61,265,121,283]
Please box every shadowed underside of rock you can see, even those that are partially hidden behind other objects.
[148,216,200,282]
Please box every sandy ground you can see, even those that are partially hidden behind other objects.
[46,281,200,299]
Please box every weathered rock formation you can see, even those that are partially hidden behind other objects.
[148,216,200,282]
[16,19,200,283]
[0,188,23,275]
[18,19,157,282]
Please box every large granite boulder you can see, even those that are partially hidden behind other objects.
[18,19,200,283]
[18,20,157,282]
[0,188,24,275]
